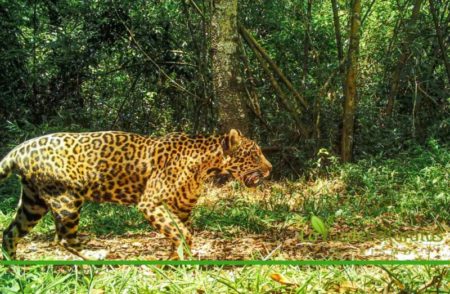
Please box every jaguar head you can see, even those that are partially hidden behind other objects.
[221,129,272,187]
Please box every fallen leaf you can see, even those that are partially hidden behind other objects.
[270,273,297,286]
[393,279,405,290]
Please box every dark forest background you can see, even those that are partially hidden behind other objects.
[0,0,448,177]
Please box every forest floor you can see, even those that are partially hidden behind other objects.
[2,180,449,261]
[11,224,450,261]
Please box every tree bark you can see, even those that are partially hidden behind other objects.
[211,0,250,135]
[385,0,423,116]
[341,0,361,162]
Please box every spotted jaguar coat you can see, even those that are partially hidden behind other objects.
[0,129,272,259]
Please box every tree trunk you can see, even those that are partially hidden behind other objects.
[385,0,423,116]
[341,0,361,162]
[211,0,250,135]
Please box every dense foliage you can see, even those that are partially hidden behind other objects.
[1,1,209,136]
[1,0,448,176]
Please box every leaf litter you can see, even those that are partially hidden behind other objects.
[1,181,449,260]
[2,226,447,260]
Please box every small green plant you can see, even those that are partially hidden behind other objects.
[310,215,329,240]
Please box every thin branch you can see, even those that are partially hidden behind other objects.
[238,35,264,121]
[112,3,201,101]
[361,0,377,26]
[318,58,347,94]
[157,61,198,67]
[240,24,308,137]
[110,72,142,129]
[429,0,450,83]
[417,268,448,293]
[189,0,204,18]
[385,0,424,116]
[238,24,309,110]
[331,0,345,75]
[417,83,439,107]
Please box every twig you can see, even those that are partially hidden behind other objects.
[417,84,439,107]
[189,0,204,18]
[237,35,272,130]
[417,268,448,293]
[110,72,142,129]
[238,24,309,110]
[379,266,407,292]
[239,25,308,137]
[362,0,377,26]
[112,3,201,100]
[157,61,198,67]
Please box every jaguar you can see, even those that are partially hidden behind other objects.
[0,129,272,259]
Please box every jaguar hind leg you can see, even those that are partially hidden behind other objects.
[2,183,48,259]
[138,202,192,260]
[45,192,108,260]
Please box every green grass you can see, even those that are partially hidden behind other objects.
[78,204,148,236]
[0,264,448,293]
[192,141,449,238]
[337,139,449,225]
[0,177,149,236]
[192,200,292,235]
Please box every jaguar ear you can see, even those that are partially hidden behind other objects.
[222,129,242,155]
[229,129,242,148]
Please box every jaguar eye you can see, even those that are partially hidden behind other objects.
[252,154,261,163]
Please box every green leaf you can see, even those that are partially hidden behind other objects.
[311,215,328,240]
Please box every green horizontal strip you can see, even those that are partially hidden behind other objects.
[0,260,449,266]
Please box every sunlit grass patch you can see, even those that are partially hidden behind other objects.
[79,203,149,236]
[0,264,448,293]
